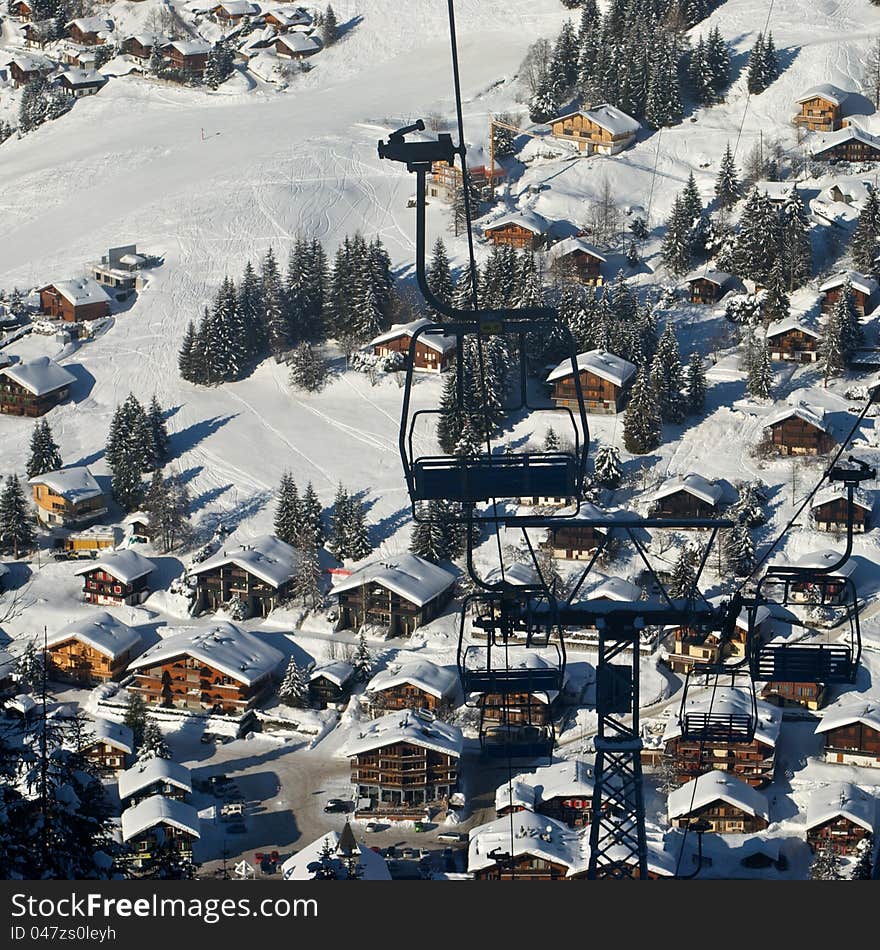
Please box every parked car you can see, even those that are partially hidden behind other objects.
[323,798,348,814]
[364,821,381,832]
[437,832,467,843]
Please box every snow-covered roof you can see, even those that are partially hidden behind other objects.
[484,209,549,235]
[812,125,880,158]
[215,0,258,13]
[586,577,642,602]
[651,473,723,507]
[309,660,354,688]
[546,236,607,263]
[686,269,732,287]
[822,177,872,205]
[88,717,134,754]
[367,658,459,701]
[819,270,879,297]
[59,67,107,87]
[281,826,390,881]
[762,401,829,434]
[28,466,103,503]
[805,782,876,833]
[754,180,796,202]
[121,795,200,841]
[546,349,636,388]
[468,810,588,877]
[815,699,880,736]
[265,5,313,27]
[128,623,283,686]
[765,314,821,340]
[797,83,852,106]
[331,553,455,607]
[66,16,113,33]
[188,534,298,588]
[495,759,594,815]
[768,548,856,579]
[166,40,212,55]
[344,709,463,758]
[483,561,541,587]
[46,612,141,659]
[74,549,154,584]
[8,53,54,72]
[44,277,110,306]
[664,690,781,747]
[0,357,75,396]
[668,770,770,822]
[276,32,320,54]
[811,486,872,512]
[551,104,639,136]
[123,33,171,48]
[118,758,192,802]
[370,318,457,354]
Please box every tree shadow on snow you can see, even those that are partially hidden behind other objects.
[337,15,363,40]
[65,364,96,405]
[168,414,238,458]
[194,488,274,543]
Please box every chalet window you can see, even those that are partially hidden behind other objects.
[113,585,123,595]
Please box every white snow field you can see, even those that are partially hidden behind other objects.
[3,0,880,877]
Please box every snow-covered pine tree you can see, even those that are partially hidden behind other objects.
[685,351,707,414]
[327,482,350,560]
[661,194,693,276]
[105,394,152,510]
[352,628,373,682]
[292,534,323,608]
[26,419,62,479]
[724,520,755,576]
[238,259,267,359]
[746,32,767,94]
[321,4,338,46]
[178,319,201,383]
[0,475,34,557]
[668,544,699,597]
[851,188,880,274]
[593,443,622,488]
[122,692,148,748]
[301,481,325,548]
[137,719,171,762]
[343,495,372,561]
[687,36,716,106]
[761,32,779,88]
[762,257,790,327]
[543,427,560,452]
[289,342,329,392]
[732,187,781,285]
[851,834,874,879]
[623,367,662,454]
[410,503,448,562]
[143,469,190,554]
[262,248,289,359]
[274,472,302,546]
[204,39,234,89]
[747,333,774,400]
[715,142,740,210]
[529,69,560,123]
[706,26,731,99]
[731,481,767,526]
[278,656,310,707]
[426,237,454,319]
[810,842,843,880]
[833,279,864,362]
[13,639,44,692]
[819,305,846,383]
[779,188,811,290]
[650,321,686,424]
[147,395,170,469]
[645,40,683,128]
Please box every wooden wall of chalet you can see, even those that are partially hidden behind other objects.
[32,483,105,523]
[84,740,128,771]
[546,523,603,559]
[309,675,348,709]
[555,250,603,285]
[760,680,826,710]
[338,581,451,636]
[822,722,880,760]
[767,328,819,361]
[551,369,625,413]
[373,335,454,371]
[0,377,68,417]
[195,564,290,618]
[689,279,725,304]
[47,638,132,685]
[371,683,444,713]
[478,691,552,725]
[823,284,872,315]
[767,418,836,456]
[40,287,109,322]
[817,140,880,163]
[484,223,542,250]
[474,854,579,880]
[81,568,148,606]
[795,97,840,132]
[653,490,716,519]
[351,740,458,814]
[131,654,260,713]
[670,800,769,834]
[665,736,776,787]
[807,815,873,854]
[549,113,617,151]
[812,498,869,532]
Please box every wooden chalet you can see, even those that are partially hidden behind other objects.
[29,466,107,528]
[760,680,826,711]
[347,709,462,819]
[275,32,321,58]
[0,357,76,417]
[650,473,722,520]
[333,554,456,637]
[40,278,110,321]
[162,40,211,77]
[495,759,594,828]
[58,68,107,97]
[766,549,856,605]
[121,794,199,868]
[211,0,258,22]
[483,210,548,250]
[765,316,821,362]
[308,660,354,709]
[118,758,193,807]
[127,622,283,714]
[811,487,871,532]
[543,502,607,560]
[429,160,507,202]
[369,318,457,373]
[46,612,141,685]
[264,7,314,32]
[763,403,836,456]
[686,270,733,305]
[121,34,170,61]
[9,54,53,87]
[668,771,770,834]
[65,16,113,46]
[664,692,781,787]
[189,534,298,618]
[812,126,880,163]
[666,625,724,674]
[124,511,153,542]
[82,718,134,771]
[548,104,640,156]
[820,271,878,316]
[366,659,459,715]
[805,783,876,854]
[547,236,607,286]
[547,349,636,415]
[468,811,588,880]
[816,701,880,768]
[8,0,34,20]
[75,550,155,607]
[794,84,852,132]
